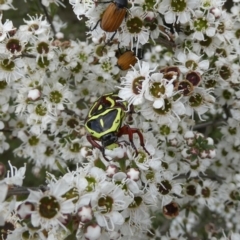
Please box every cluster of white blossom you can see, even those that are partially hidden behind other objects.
[1,0,240,239]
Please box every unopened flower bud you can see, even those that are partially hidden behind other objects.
[208,149,216,158]
[184,131,195,139]
[200,150,208,159]
[77,205,93,223]
[206,137,214,145]
[28,89,41,101]
[56,32,64,39]
[168,136,178,146]
[106,164,119,177]
[84,223,101,240]
[127,168,140,181]
[210,7,222,18]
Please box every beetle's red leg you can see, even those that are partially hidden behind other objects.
[126,104,135,124]
[87,134,102,150]
[86,135,110,161]
[118,125,138,153]
[118,125,150,156]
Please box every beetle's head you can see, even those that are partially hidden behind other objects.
[101,132,118,147]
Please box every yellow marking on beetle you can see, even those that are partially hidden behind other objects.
[100,118,104,128]
[106,143,118,150]
[106,96,115,107]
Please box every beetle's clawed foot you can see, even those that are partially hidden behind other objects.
[142,145,151,157]
[100,148,110,161]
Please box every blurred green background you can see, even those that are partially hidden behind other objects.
[2,0,87,40]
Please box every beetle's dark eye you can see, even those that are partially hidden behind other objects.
[101,133,118,147]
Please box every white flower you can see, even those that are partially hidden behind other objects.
[27,178,75,230]
[200,0,225,9]
[83,72,115,96]
[69,0,95,19]
[118,61,155,106]
[14,132,47,165]
[0,55,25,83]
[120,7,149,50]
[176,51,209,75]
[0,15,15,41]
[144,72,175,108]
[214,11,235,43]
[91,182,132,231]
[19,14,50,39]
[121,191,154,233]
[43,82,72,115]
[149,171,182,207]
[191,10,216,41]
[143,45,163,68]
[91,56,119,81]
[184,87,215,120]
[3,161,26,186]
[197,179,219,208]
[58,138,84,163]
[141,98,185,124]
[0,0,16,11]
[158,0,199,24]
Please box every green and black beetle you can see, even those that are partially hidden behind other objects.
[84,93,150,160]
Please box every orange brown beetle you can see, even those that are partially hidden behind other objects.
[101,0,128,32]
[117,47,143,70]
[92,0,128,40]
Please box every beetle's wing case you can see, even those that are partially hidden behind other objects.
[87,93,118,117]
[85,107,125,139]
[100,3,127,32]
[117,50,137,70]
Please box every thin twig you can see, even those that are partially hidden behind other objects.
[174,172,225,183]
[0,128,13,133]
[39,0,56,36]
[193,120,226,130]
[7,185,49,198]
[13,53,36,59]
